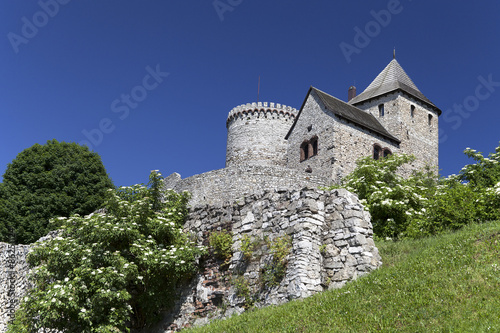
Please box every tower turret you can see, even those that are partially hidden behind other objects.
[226,102,297,167]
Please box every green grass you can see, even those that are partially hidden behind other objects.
[186,221,500,332]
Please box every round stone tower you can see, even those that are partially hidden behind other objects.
[226,102,298,167]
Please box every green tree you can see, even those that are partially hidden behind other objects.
[8,171,205,332]
[0,139,114,244]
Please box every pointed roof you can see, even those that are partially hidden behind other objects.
[349,59,441,115]
[286,87,400,144]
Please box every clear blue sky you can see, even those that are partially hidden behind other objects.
[1,1,499,187]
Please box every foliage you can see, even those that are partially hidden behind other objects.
[8,171,205,333]
[319,244,327,255]
[406,178,499,238]
[240,234,261,261]
[209,229,233,265]
[186,221,500,333]
[262,235,292,288]
[331,147,500,239]
[459,146,500,188]
[407,146,500,238]
[330,154,427,239]
[0,139,114,244]
[232,275,255,309]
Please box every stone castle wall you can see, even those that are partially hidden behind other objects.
[285,91,399,183]
[164,165,329,207]
[145,187,381,332]
[0,188,382,333]
[225,102,297,168]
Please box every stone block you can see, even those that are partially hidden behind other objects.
[334,240,348,247]
[348,246,363,254]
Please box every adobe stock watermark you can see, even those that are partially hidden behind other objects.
[79,64,169,150]
[439,74,500,143]
[339,0,408,64]
[6,244,17,323]
[7,0,72,54]
[213,0,243,22]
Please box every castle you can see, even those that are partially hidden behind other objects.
[166,56,441,206]
[0,57,442,332]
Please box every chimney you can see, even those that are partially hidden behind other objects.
[348,86,356,102]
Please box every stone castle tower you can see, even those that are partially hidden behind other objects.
[348,57,441,171]
[225,102,298,167]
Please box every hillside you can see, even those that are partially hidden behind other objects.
[186,221,500,332]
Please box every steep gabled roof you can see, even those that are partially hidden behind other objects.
[286,86,400,144]
[348,59,441,115]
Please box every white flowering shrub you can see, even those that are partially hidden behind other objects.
[459,146,500,188]
[334,143,500,240]
[8,171,206,333]
[332,154,431,239]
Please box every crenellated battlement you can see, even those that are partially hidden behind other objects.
[225,101,299,168]
[226,102,298,126]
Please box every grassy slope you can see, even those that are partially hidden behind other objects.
[187,221,500,333]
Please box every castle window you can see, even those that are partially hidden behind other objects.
[310,136,318,156]
[378,104,385,117]
[383,148,392,157]
[428,114,433,126]
[300,136,318,162]
[300,141,309,162]
[411,105,415,118]
[373,144,382,160]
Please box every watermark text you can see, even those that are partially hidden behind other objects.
[80,64,169,150]
[7,0,72,54]
[440,74,499,143]
[213,0,243,22]
[339,0,405,64]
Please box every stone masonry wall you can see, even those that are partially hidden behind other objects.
[145,187,382,332]
[356,92,439,173]
[286,91,399,184]
[0,188,381,333]
[164,165,329,207]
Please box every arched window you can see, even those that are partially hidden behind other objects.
[300,136,318,162]
[383,148,392,157]
[300,141,309,162]
[373,144,382,160]
[411,105,415,118]
[310,136,318,157]
[428,114,433,126]
[378,104,385,117]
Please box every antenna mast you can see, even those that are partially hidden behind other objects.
[257,76,260,102]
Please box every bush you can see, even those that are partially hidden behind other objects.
[209,230,233,265]
[333,144,500,240]
[460,146,500,188]
[8,171,205,332]
[0,140,113,244]
[406,178,482,237]
[262,235,292,288]
[331,154,428,239]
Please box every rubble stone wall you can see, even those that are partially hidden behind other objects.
[0,188,382,333]
[164,165,329,207]
[145,187,382,332]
